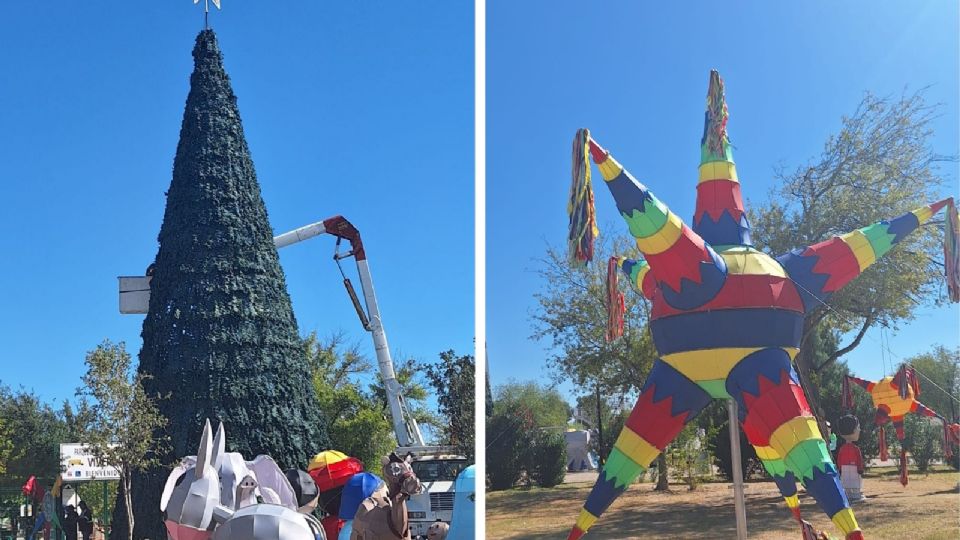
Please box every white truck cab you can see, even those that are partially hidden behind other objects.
[396,447,468,539]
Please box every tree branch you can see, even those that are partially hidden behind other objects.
[814,312,876,372]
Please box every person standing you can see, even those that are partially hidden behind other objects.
[77,502,93,540]
[63,505,79,540]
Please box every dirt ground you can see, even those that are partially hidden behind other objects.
[486,469,960,539]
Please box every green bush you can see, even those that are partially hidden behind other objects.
[487,405,533,490]
[528,431,567,488]
[904,415,941,473]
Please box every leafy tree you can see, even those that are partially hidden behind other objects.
[487,382,573,490]
[0,415,11,477]
[531,238,657,463]
[712,419,758,482]
[493,382,571,429]
[305,332,394,468]
[0,386,65,484]
[77,341,169,540]
[422,351,476,460]
[486,402,533,490]
[664,423,716,491]
[60,400,94,443]
[751,90,955,430]
[906,345,959,423]
[116,29,328,540]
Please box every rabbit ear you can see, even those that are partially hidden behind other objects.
[160,459,193,512]
[195,420,213,478]
[211,422,225,467]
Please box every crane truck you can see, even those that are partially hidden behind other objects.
[118,215,467,539]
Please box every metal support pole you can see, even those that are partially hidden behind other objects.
[727,399,747,540]
[101,482,109,532]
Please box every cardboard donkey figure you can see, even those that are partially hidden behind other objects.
[350,453,424,540]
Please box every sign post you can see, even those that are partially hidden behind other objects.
[58,444,120,534]
[59,444,121,482]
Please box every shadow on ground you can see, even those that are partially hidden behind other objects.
[487,471,960,540]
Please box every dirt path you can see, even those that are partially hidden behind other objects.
[487,470,960,539]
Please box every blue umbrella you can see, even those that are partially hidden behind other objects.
[338,472,383,520]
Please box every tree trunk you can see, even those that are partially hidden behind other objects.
[123,473,134,540]
[595,381,605,466]
[654,453,670,491]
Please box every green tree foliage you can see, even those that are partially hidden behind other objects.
[74,482,118,530]
[117,30,328,540]
[527,431,566,488]
[422,351,476,461]
[531,238,657,466]
[77,341,169,540]
[712,417,758,482]
[486,401,531,491]
[367,356,440,437]
[531,239,657,400]
[903,414,941,473]
[751,91,954,428]
[664,423,716,491]
[906,346,960,468]
[0,387,95,487]
[0,387,64,484]
[493,382,571,429]
[305,332,394,468]
[304,332,443,466]
[487,382,572,490]
[906,346,960,423]
[0,416,10,476]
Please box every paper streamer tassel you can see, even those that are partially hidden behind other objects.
[945,198,960,302]
[568,129,598,263]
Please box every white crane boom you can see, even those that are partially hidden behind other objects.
[273,216,426,448]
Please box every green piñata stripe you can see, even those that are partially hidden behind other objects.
[784,438,831,481]
[604,448,648,490]
[622,196,670,238]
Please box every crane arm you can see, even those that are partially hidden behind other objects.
[272,216,426,448]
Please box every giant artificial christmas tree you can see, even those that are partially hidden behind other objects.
[111,29,329,540]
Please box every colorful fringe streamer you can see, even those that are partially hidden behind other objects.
[606,257,625,342]
[894,365,920,400]
[702,71,729,159]
[945,198,960,302]
[568,129,598,263]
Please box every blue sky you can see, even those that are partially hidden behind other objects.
[487,1,960,403]
[0,3,474,409]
